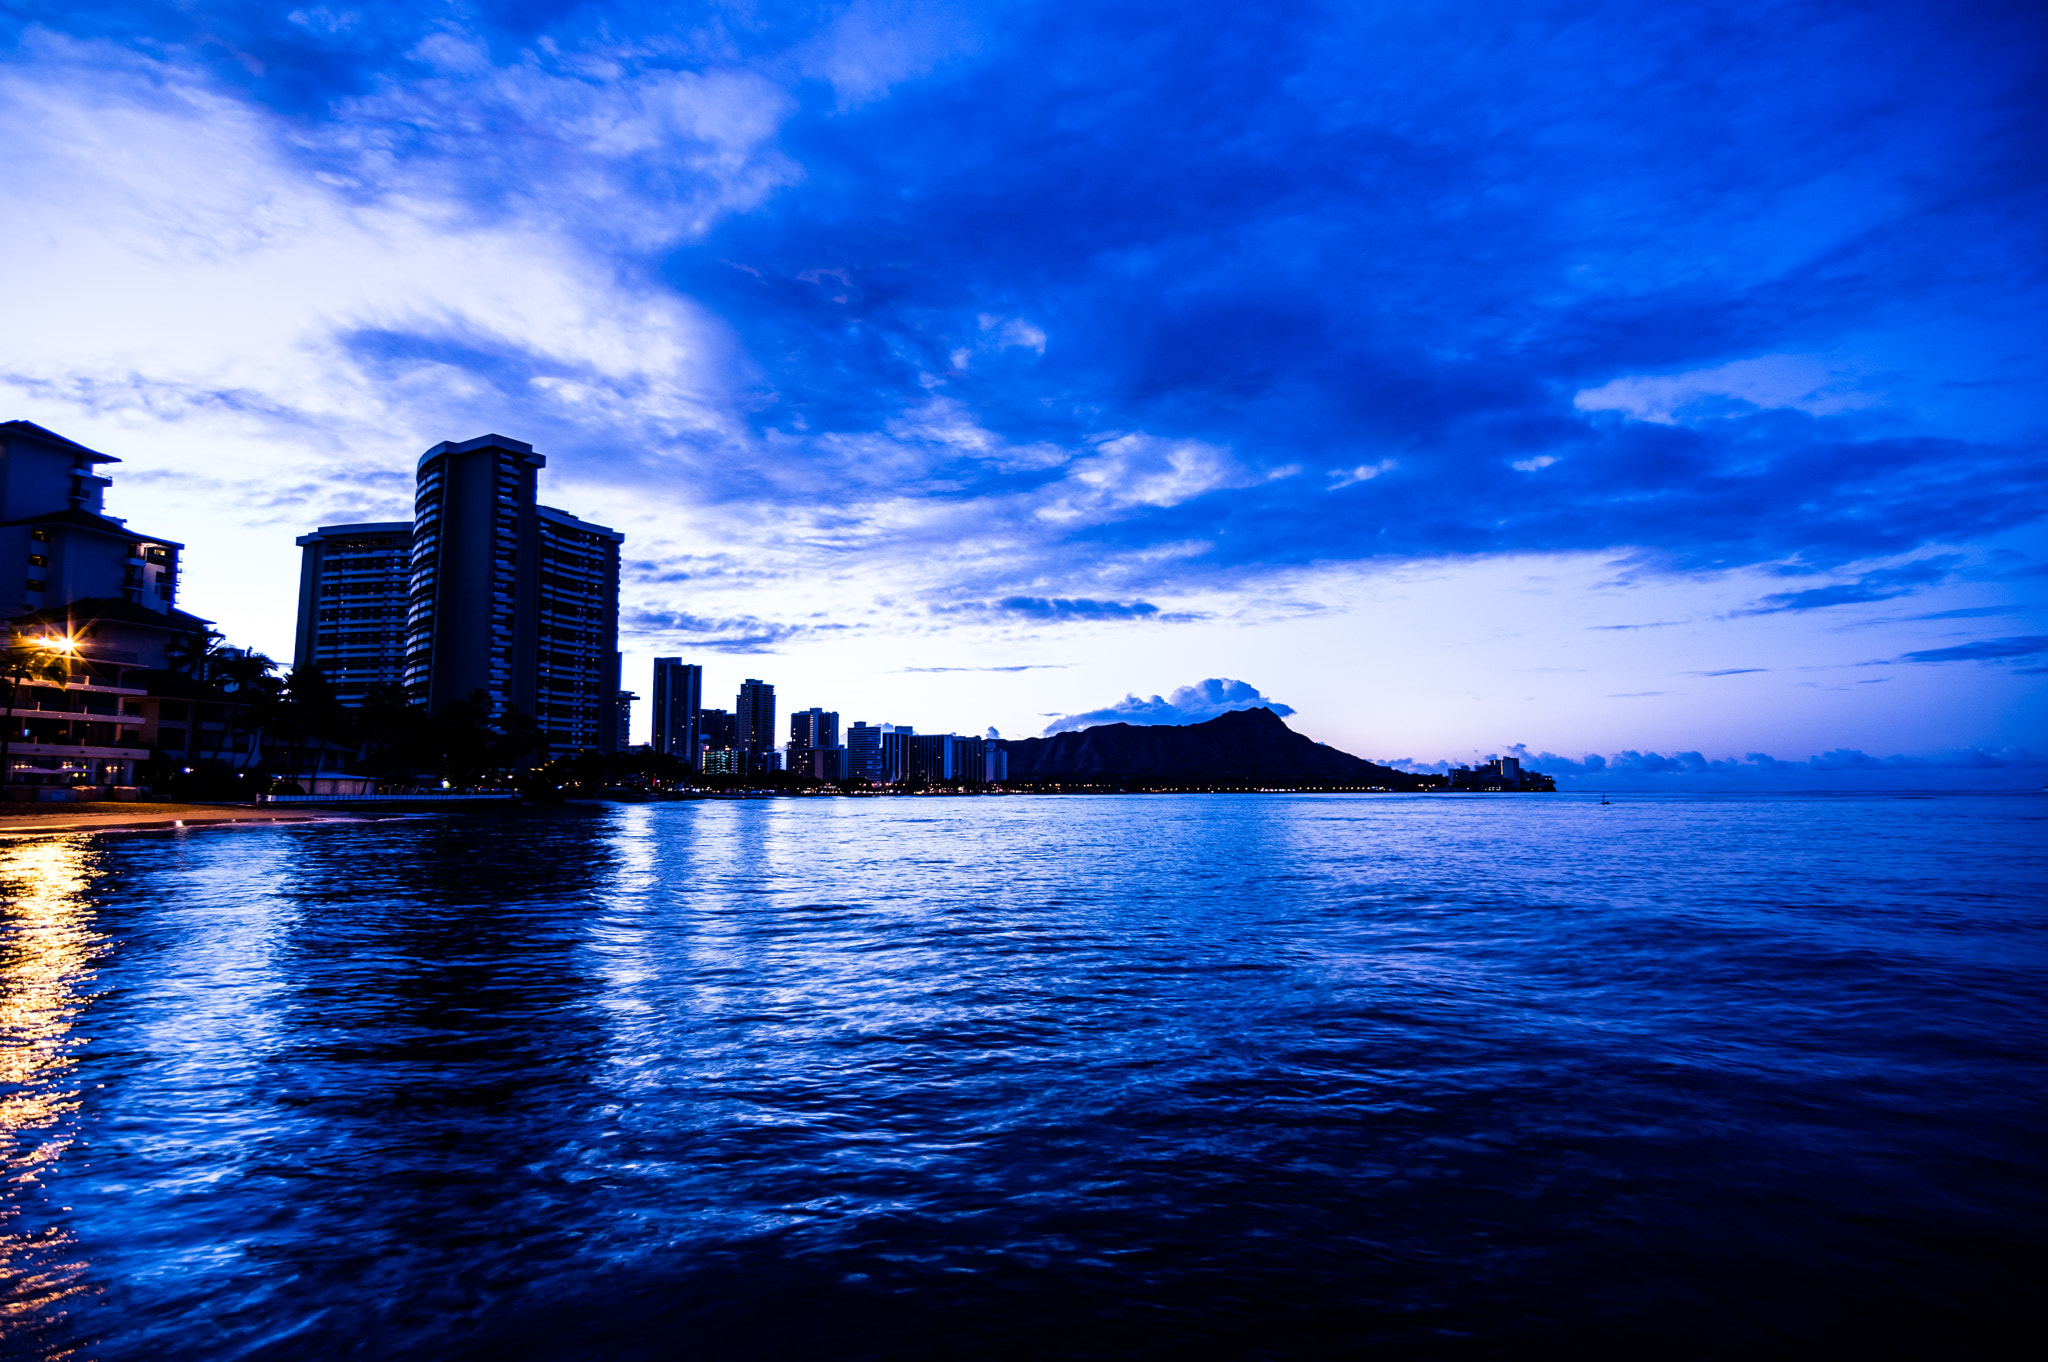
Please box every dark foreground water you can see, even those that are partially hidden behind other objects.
[3,793,2046,1360]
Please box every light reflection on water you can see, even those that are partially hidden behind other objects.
[9,796,2048,1360]
[0,837,105,1357]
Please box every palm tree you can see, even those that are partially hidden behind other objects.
[0,633,77,790]
[165,625,227,681]
[274,667,344,783]
[213,650,280,771]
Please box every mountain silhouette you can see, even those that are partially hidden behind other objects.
[1000,707,1423,786]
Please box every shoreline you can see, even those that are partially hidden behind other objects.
[0,801,362,838]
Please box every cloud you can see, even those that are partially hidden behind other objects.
[1041,678,1293,735]
[1897,605,2030,622]
[942,596,1165,620]
[1036,433,1267,524]
[793,0,984,109]
[1328,459,1396,489]
[1737,555,1961,615]
[1896,636,2048,664]
[1573,354,1877,426]
[900,663,1066,672]
[1378,744,2048,789]
[622,608,844,654]
[3,0,2047,683]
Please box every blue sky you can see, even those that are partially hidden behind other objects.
[2,1,2043,781]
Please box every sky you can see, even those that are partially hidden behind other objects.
[2,0,2044,785]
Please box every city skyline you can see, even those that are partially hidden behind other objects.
[1,3,2041,780]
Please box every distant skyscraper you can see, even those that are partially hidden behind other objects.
[402,434,621,754]
[880,726,914,783]
[699,707,737,755]
[846,722,883,780]
[946,735,988,784]
[907,734,951,784]
[651,659,702,765]
[788,707,839,778]
[614,689,636,750]
[292,522,411,705]
[735,678,775,761]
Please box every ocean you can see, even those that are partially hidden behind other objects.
[4,792,2045,1359]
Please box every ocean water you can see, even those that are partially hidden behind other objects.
[3,793,2045,1360]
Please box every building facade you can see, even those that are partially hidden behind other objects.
[400,434,620,755]
[946,735,988,785]
[614,689,636,751]
[650,658,702,766]
[735,678,775,762]
[880,726,915,783]
[846,721,883,781]
[788,707,839,779]
[869,728,1002,785]
[699,707,737,759]
[534,505,622,753]
[907,734,951,784]
[2,421,206,790]
[2,421,183,621]
[292,522,411,705]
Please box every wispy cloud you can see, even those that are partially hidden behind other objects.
[1896,636,2048,665]
[1737,556,1961,615]
[622,608,846,654]
[900,664,1068,673]
[933,596,1175,621]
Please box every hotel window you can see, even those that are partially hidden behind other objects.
[27,554,46,568]
[25,579,44,593]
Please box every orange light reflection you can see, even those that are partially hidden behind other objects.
[0,836,107,1355]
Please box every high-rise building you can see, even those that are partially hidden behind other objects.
[846,721,883,780]
[788,707,839,777]
[614,689,636,750]
[907,734,951,784]
[880,726,915,783]
[699,707,737,755]
[946,734,988,784]
[292,522,411,704]
[534,506,621,752]
[402,434,621,754]
[735,678,775,760]
[651,659,702,765]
